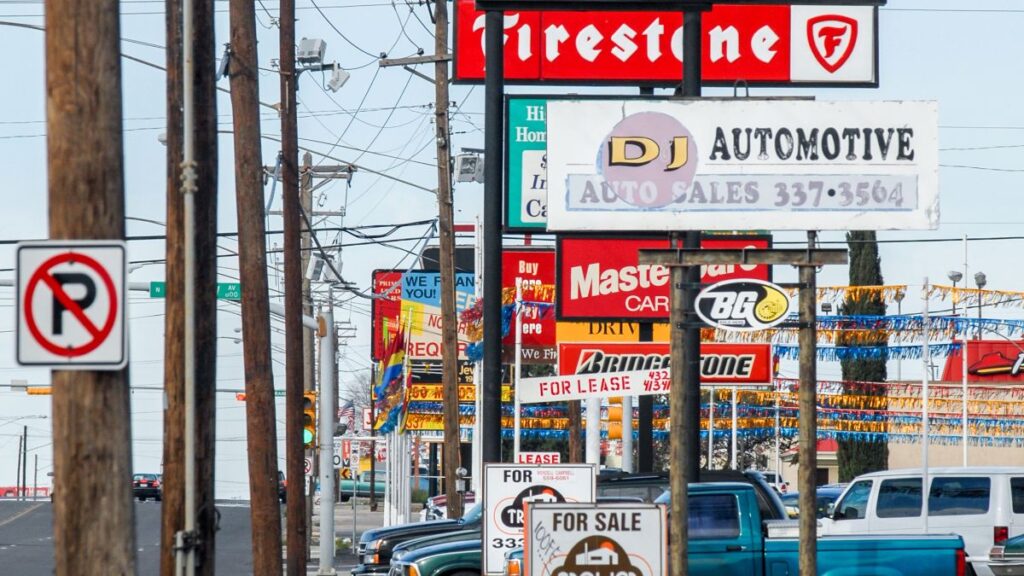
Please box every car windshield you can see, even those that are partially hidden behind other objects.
[460,503,482,523]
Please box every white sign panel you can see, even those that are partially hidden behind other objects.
[16,242,128,370]
[526,503,666,576]
[519,370,668,404]
[545,99,939,231]
[483,464,596,575]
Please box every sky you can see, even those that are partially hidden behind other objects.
[2,0,1024,498]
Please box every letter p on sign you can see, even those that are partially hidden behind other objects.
[16,242,128,370]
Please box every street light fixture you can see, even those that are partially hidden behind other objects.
[948,270,963,315]
[975,272,988,322]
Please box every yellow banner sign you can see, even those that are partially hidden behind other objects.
[406,384,512,403]
[556,322,669,342]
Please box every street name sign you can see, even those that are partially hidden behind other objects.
[16,242,128,370]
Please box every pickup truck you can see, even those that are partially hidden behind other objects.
[356,469,784,576]
[495,484,967,576]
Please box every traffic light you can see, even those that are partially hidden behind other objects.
[303,391,317,449]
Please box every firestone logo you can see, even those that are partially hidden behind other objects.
[807,15,858,73]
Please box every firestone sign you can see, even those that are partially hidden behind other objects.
[546,99,939,232]
[454,1,878,86]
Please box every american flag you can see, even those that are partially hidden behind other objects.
[338,400,356,430]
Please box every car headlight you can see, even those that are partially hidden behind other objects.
[361,539,382,564]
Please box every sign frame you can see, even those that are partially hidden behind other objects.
[556,234,772,322]
[16,241,128,370]
[524,502,667,576]
[459,4,880,88]
[483,463,597,575]
[544,97,939,232]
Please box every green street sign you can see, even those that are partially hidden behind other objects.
[275,390,285,398]
[216,283,242,300]
[149,281,241,300]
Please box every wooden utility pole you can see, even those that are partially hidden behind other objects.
[228,0,284,573]
[567,401,582,462]
[376,0,457,517]
[46,0,136,570]
[160,0,220,570]
[280,0,307,569]
[161,0,185,571]
[433,0,463,520]
[640,242,847,576]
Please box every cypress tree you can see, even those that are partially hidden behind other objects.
[837,231,889,481]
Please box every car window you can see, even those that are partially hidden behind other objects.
[928,477,990,516]
[461,503,482,524]
[598,485,659,502]
[689,494,741,539]
[876,478,921,518]
[1011,478,1024,514]
[834,480,872,520]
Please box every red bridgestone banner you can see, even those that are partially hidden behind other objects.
[558,342,771,385]
[453,0,877,86]
[502,249,556,363]
[556,235,770,321]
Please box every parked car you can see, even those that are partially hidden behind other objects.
[779,484,847,519]
[388,538,480,576]
[990,532,1024,575]
[653,469,789,521]
[821,467,1024,576]
[133,473,162,502]
[421,492,477,521]
[340,471,387,502]
[390,529,481,565]
[755,470,790,493]
[355,502,484,576]
[278,471,287,503]
[496,483,965,576]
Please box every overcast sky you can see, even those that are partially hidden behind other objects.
[2,0,1024,498]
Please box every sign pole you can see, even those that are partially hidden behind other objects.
[641,244,847,576]
[514,279,523,459]
[797,231,819,576]
[922,277,931,534]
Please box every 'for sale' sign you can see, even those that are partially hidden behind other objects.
[483,464,596,575]
[525,503,666,576]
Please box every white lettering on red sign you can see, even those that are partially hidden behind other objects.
[516,452,562,465]
[454,1,875,85]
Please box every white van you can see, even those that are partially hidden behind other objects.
[820,467,1024,576]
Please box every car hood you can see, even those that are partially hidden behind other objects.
[393,529,481,554]
[401,539,482,564]
[361,518,463,544]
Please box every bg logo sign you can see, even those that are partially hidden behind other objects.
[695,279,790,332]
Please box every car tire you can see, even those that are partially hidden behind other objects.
[446,571,478,576]
[138,496,146,502]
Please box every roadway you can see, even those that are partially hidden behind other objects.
[0,499,384,575]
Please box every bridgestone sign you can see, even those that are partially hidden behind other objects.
[545,99,939,231]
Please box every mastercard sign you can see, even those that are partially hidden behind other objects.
[695,279,791,331]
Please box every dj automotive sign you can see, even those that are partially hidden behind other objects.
[545,99,939,232]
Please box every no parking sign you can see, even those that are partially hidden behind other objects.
[16,242,127,370]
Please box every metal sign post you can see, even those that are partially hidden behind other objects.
[640,240,847,576]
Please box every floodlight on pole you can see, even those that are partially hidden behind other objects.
[948,270,963,315]
[975,272,987,321]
